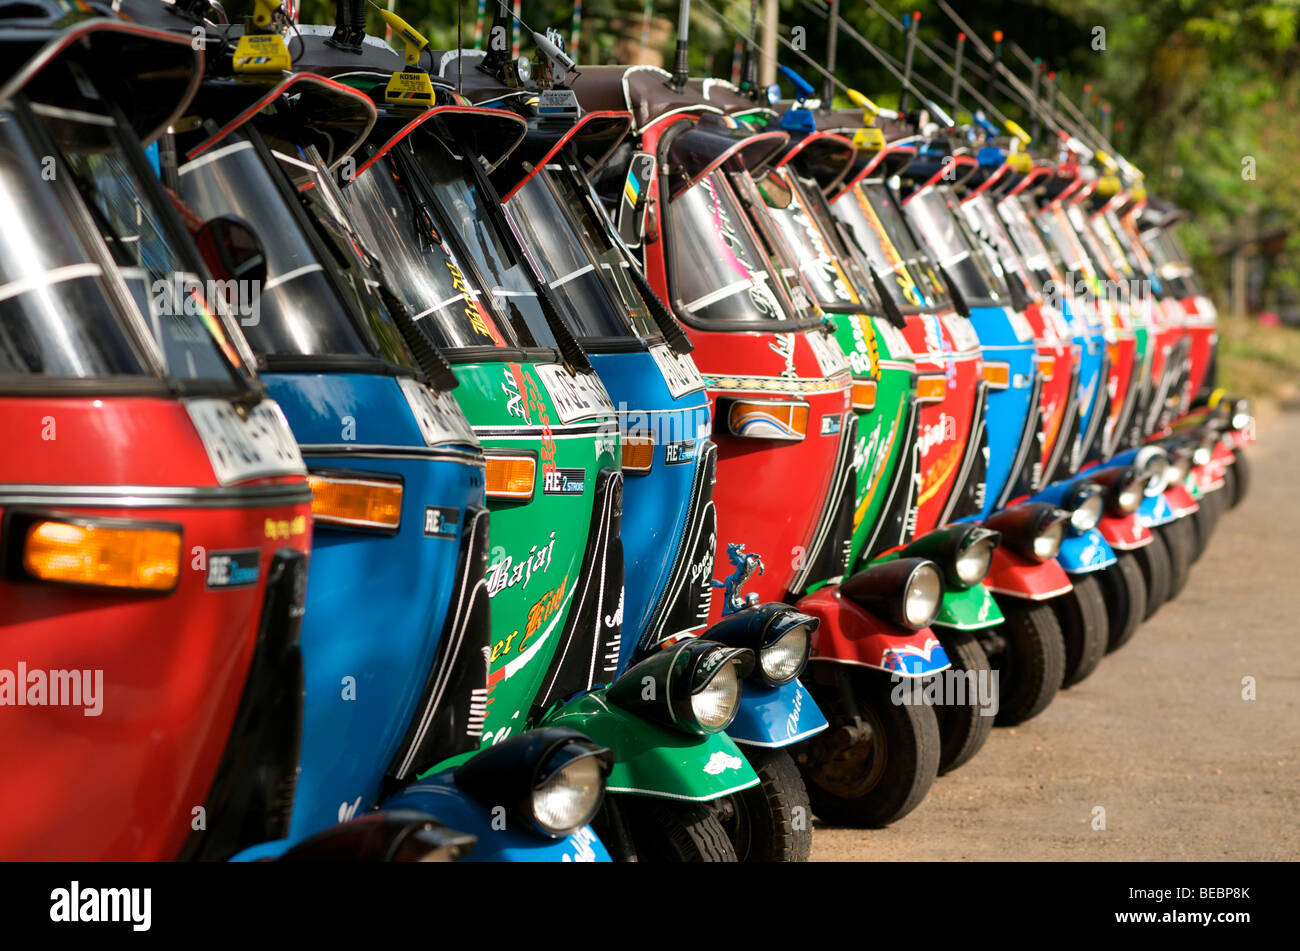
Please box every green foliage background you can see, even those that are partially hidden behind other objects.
[278,0,1298,310]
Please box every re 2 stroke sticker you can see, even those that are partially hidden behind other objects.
[423,506,459,538]
[821,414,843,436]
[206,549,260,589]
[663,440,697,465]
[542,468,587,496]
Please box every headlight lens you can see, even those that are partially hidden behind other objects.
[690,660,742,731]
[954,538,994,586]
[1192,445,1211,467]
[1143,455,1169,496]
[759,621,812,684]
[903,563,942,628]
[1033,519,1065,560]
[1115,478,1144,514]
[1232,398,1251,430]
[531,753,605,836]
[1070,492,1104,532]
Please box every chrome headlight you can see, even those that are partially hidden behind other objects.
[1232,397,1252,431]
[1065,482,1104,532]
[697,602,817,686]
[840,557,944,630]
[900,523,1001,589]
[903,562,943,628]
[607,640,754,734]
[1134,446,1170,496]
[1086,464,1146,515]
[1192,444,1212,467]
[1033,519,1066,559]
[985,502,1071,563]
[454,729,613,839]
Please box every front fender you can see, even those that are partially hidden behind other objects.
[541,689,761,801]
[932,583,1004,631]
[727,679,828,748]
[1097,512,1152,551]
[984,545,1073,600]
[1163,483,1199,517]
[382,772,611,862]
[1138,492,1177,528]
[1058,529,1116,573]
[794,586,951,677]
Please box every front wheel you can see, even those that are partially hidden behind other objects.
[1052,574,1109,688]
[1098,552,1147,653]
[796,665,940,828]
[712,747,811,862]
[986,598,1066,726]
[1159,515,1195,600]
[1229,450,1251,507]
[614,796,738,862]
[1192,487,1224,561]
[1134,527,1173,619]
[933,628,995,775]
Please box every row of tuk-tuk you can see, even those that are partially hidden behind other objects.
[0,0,1255,861]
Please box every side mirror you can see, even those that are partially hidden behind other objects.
[868,265,908,330]
[937,262,972,319]
[616,151,657,249]
[195,216,268,289]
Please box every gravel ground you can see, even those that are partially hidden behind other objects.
[811,410,1300,861]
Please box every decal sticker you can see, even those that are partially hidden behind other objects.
[703,751,745,775]
[821,414,842,436]
[880,638,950,676]
[206,549,259,589]
[663,440,697,465]
[769,333,798,377]
[542,468,586,496]
[486,531,557,599]
[423,505,459,538]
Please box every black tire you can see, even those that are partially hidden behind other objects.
[796,666,939,828]
[1134,526,1173,620]
[933,628,995,775]
[617,796,738,862]
[987,598,1066,726]
[1159,515,1195,600]
[1230,450,1250,507]
[713,747,812,862]
[1192,486,1224,560]
[1221,462,1238,514]
[1052,574,1109,688]
[1098,552,1147,653]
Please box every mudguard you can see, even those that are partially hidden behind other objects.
[984,545,1073,600]
[379,773,611,862]
[1164,483,1199,517]
[1097,512,1153,551]
[932,583,1005,631]
[542,690,761,801]
[1138,492,1178,528]
[727,680,828,748]
[794,586,952,677]
[1058,529,1116,573]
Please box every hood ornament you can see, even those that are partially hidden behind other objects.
[712,542,764,615]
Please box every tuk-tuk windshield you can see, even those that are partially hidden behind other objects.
[789,172,886,315]
[178,134,418,370]
[35,106,252,387]
[338,148,514,352]
[833,183,932,312]
[668,168,800,325]
[759,168,865,313]
[506,163,659,343]
[409,136,561,351]
[998,195,1062,289]
[0,110,151,380]
[904,188,1004,306]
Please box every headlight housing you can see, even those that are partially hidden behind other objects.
[1231,397,1252,431]
[454,728,613,838]
[1065,482,1104,532]
[1083,465,1146,516]
[701,602,818,685]
[1133,446,1170,497]
[985,502,1071,563]
[840,557,943,630]
[900,523,1001,589]
[607,640,754,734]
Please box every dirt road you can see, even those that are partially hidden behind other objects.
[812,411,1300,861]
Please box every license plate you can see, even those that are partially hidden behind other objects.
[186,398,306,486]
[537,365,615,424]
[650,344,705,399]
